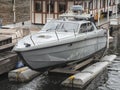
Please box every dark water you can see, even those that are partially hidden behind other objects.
[97,28,120,90]
[0,29,120,90]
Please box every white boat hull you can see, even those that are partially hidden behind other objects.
[17,36,106,71]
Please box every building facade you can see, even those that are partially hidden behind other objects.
[30,0,120,24]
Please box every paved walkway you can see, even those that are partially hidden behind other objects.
[96,14,120,28]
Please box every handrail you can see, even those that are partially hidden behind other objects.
[54,29,77,41]
[55,31,59,41]
[73,29,76,37]
[30,33,35,46]
[30,34,35,46]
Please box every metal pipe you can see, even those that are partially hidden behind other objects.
[107,0,110,22]
[55,31,59,41]
[73,29,76,37]
[30,35,35,46]
[97,0,100,26]
[116,0,118,18]
[13,0,16,24]
[49,0,51,18]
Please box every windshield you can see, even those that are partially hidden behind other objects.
[42,21,61,31]
[61,22,78,32]
[41,21,79,32]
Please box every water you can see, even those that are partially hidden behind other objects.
[98,57,120,90]
[0,73,70,90]
[0,29,120,90]
[97,29,120,90]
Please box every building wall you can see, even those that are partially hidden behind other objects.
[0,0,30,25]
[31,0,119,24]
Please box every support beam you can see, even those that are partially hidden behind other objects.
[116,0,118,18]
[107,0,110,22]
[13,0,16,24]
[98,0,100,25]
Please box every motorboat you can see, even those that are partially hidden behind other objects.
[13,20,107,71]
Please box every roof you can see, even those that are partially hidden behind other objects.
[51,19,91,25]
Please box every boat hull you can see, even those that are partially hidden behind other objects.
[17,36,107,71]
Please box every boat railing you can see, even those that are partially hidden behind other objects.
[30,35,35,46]
[54,29,76,41]
[55,30,59,41]
[29,29,77,46]
[73,29,76,37]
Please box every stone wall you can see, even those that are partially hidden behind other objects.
[0,0,30,25]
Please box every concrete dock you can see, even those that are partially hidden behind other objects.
[0,36,18,75]
[62,55,116,89]
[0,23,39,75]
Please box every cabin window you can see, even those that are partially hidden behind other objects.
[86,23,94,32]
[59,1,67,13]
[80,23,87,33]
[35,1,42,12]
[80,23,94,33]
[46,0,55,13]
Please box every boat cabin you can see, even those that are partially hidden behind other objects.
[40,20,97,34]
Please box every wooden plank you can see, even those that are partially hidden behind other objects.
[72,58,93,71]
[0,43,15,50]
[0,52,17,75]
[0,36,11,41]
[49,58,94,75]
[49,68,80,75]
[0,36,12,46]
[0,52,17,61]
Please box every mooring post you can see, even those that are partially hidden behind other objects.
[69,76,75,90]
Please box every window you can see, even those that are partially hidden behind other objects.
[42,21,61,31]
[80,23,94,33]
[74,0,82,5]
[46,0,55,13]
[59,1,67,13]
[42,21,78,32]
[80,23,87,33]
[84,2,87,9]
[86,23,94,32]
[89,0,93,10]
[102,0,105,8]
[94,0,97,9]
[61,22,78,32]
[35,1,42,12]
